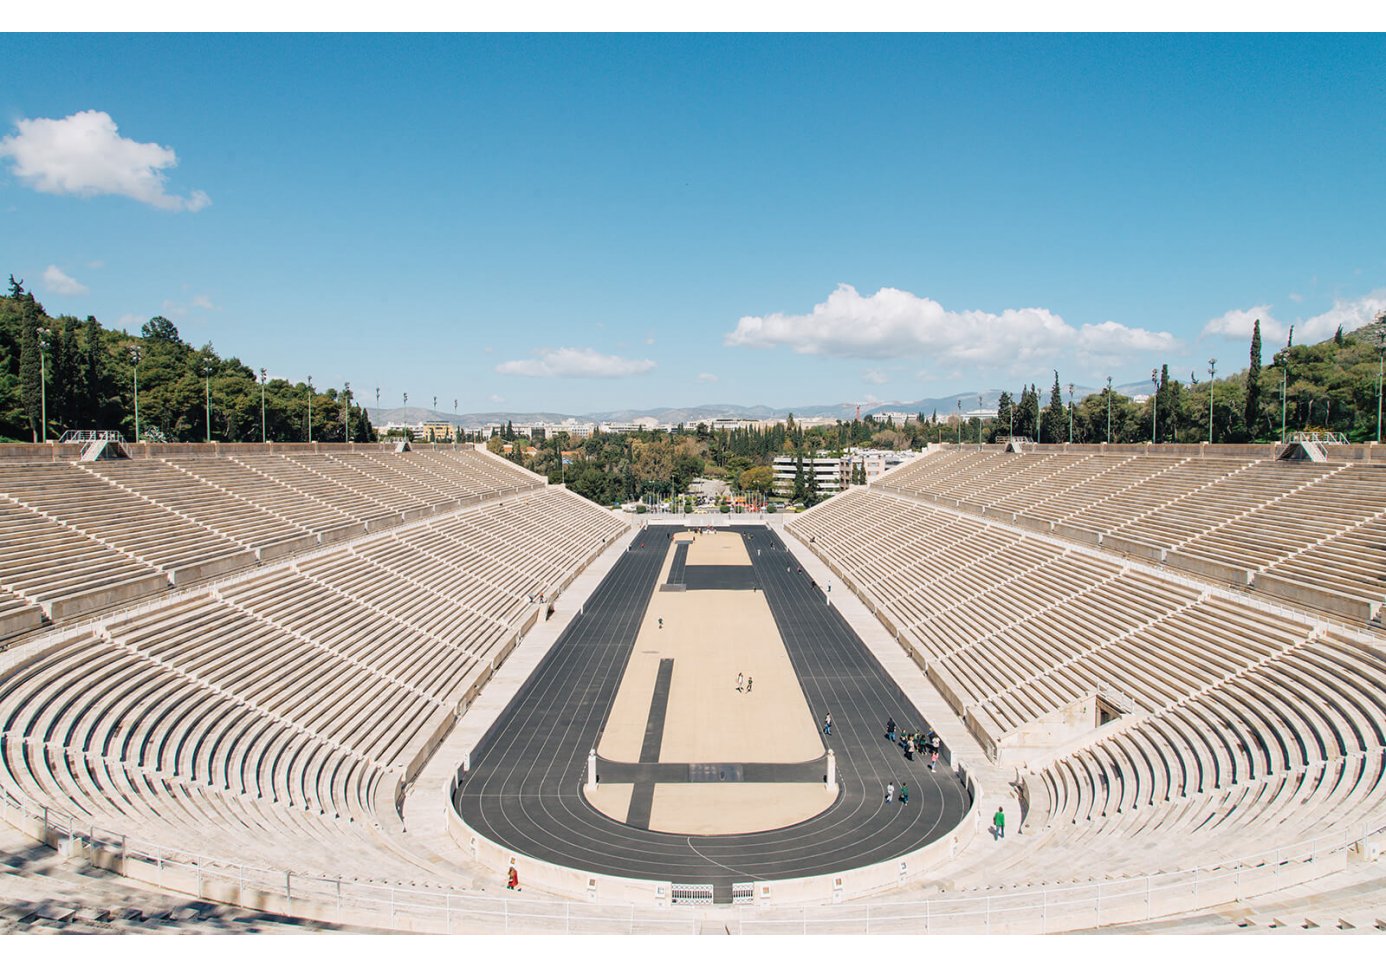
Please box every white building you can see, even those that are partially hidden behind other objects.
[771,454,846,498]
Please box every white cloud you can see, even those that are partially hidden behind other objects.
[1203,291,1386,347]
[1202,305,1285,343]
[495,347,656,379]
[696,372,719,383]
[726,284,1178,370]
[116,313,144,329]
[488,394,505,403]
[1297,290,1386,343]
[42,265,87,296]
[1288,292,1304,303]
[862,368,889,385]
[0,110,210,212]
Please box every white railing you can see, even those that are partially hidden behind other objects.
[2,782,1380,934]
[1291,431,1349,445]
[56,430,126,443]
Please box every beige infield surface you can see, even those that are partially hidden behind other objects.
[590,530,830,835]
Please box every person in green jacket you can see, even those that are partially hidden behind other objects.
[993,806,1006,840]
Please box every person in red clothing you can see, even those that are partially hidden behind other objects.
[507,865,520,890]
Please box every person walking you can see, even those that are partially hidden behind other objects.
[507,865,520,891]
[886,718,896,743]
[993,806,1006,841]
[746,676,753,694]
[900,782,910,806]
[823,713,832,736]
[930,749,939,772]
[658,617,663,629]
[737,672,744,693]
[885,782,894,804]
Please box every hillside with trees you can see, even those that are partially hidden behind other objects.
[0,277,372,443]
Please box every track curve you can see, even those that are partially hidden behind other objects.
[454,524,971,899]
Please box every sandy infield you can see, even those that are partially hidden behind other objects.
[649,783,837,835]
[590,531,831,834]
[598,536,823,763]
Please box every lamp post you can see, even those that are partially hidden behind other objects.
[1067,383,1075,444]
[1280,361,1288,444]
[343,382,351,443]
[1207,358,1217,444]
[956,399,961,446]
[37,326,52,443]
[259,368,268,443]
[306,375,314,443]
[978,395,984,449]
[201,359,214,442]
[130,347,142,443]
[454,398,459,443]
[1150,368,1159,444]
[1105,376,1113,444]
[1376,330,1385,443]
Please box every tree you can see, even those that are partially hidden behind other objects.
[141,315,181,343]
[1244,318,1262,441]
[739,465,774,493]
[1016,385,1039,440]
[1040,371,1065,444]
[993,390,1014,442]
[17,291,42,441]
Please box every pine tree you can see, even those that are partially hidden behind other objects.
[1244,318,1262,440]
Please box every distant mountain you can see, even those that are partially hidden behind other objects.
[368,382,1164,430]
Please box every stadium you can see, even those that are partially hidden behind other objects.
[0,436,1383,934]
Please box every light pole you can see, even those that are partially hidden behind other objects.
[1376,330,1385,443]
[1105,376,1113,444]
[200,359,214,442]
[978,395,984,449]
[306,375,314,443]
[1150,368,1159,444]
[344,382,352,443]
[454,399,459,443]
[955,399,961,445]
[1207,358,1217,443]
[130,347,142,443]
[1280,360,1288,444]
[37,326,52,443]
[1067,383,1075,444]
[259,368,268,443]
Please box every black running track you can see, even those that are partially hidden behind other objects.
[454,525,970,901]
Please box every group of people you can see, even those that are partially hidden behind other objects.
[736,672,754,693]
[885,719,942,771]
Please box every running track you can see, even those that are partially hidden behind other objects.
[454,524,970,901]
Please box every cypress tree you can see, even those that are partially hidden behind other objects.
[18,294,41,442]
[1244,318,1262,440]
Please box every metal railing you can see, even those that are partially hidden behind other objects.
[56,430,126,443]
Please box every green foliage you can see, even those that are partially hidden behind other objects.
[0,280,369,443]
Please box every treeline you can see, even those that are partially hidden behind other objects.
[495,415,926,507]
[990,317,1386,445]
[0,278,372,443]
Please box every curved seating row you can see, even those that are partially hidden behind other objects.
[874,450,1386,622]
[0,448,544,639]
[0,485,628,885]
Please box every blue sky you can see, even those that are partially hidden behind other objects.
[3,33,1384,415]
